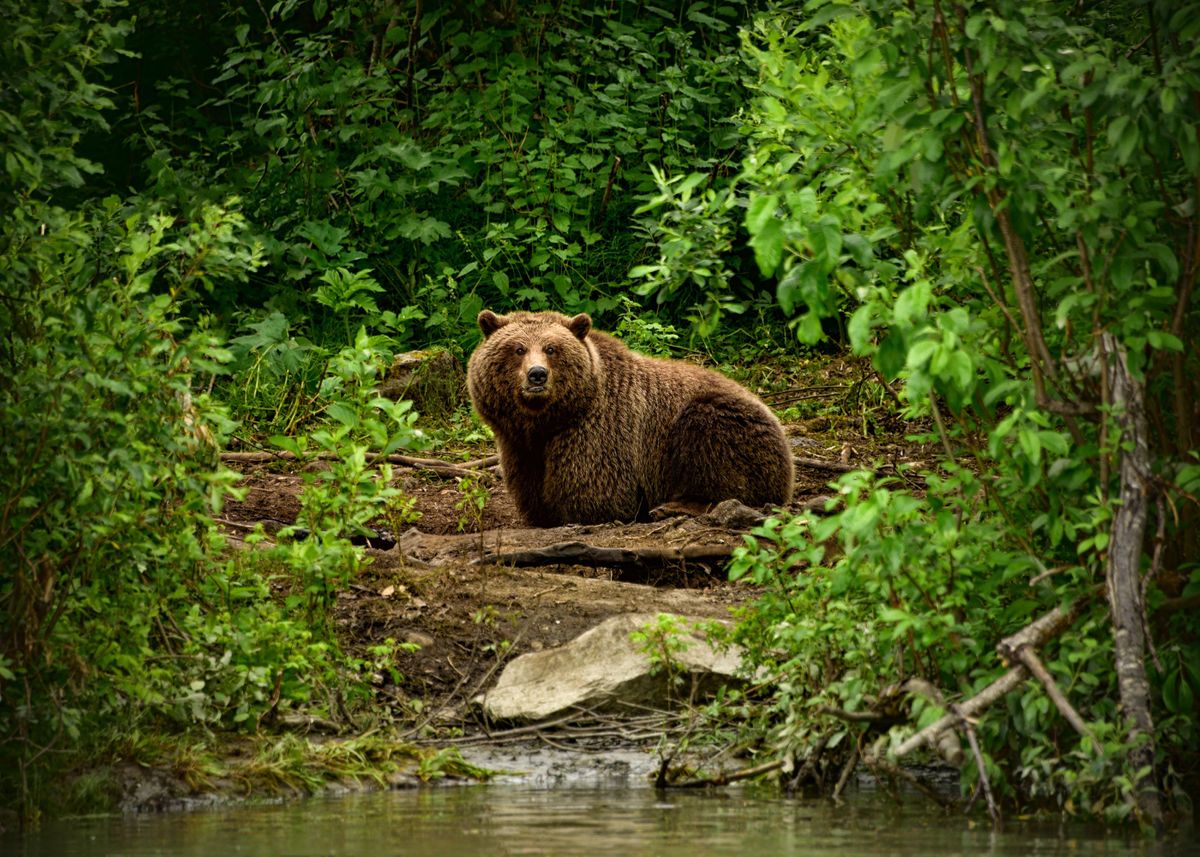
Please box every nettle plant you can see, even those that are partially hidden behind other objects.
[272,327,424,626]
[707,0,1198,823]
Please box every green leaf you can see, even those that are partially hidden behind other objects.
[745,194,780,237]
[795,311,823,344]
[1146,330,1183,352]
[907,339,937,369]
[752,219,784,277]
[271,435,305,456]
[326,402,359,428]
[848,304,876,354]
[875,330,908,379]
[843,234,874,266]
[1018,427,1042,465]
[809,219,843,272]
[894,280,931,325]
[947,350,974,391]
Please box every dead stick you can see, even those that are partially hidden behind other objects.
[1012,647,1094,742]
[995,595,1090,654]
[832,745,860,800]
[461,454,500,470]
[439,712,583,744]
[893,668,1029,759]
[815,704,888,723]
[953,704,999,824]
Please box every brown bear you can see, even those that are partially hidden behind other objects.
[466,309,794,527]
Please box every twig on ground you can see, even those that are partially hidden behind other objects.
[794,456,859,473]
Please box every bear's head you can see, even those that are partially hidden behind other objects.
[467,310,599,430]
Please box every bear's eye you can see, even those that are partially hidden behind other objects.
[545,345,556,356]
[515,345,526,356]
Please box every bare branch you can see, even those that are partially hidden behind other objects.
[953,704,999,824]
[664,758,785,789]
[1012,647,1094,742]
[896,596,1089,759]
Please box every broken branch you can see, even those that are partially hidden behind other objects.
[794,456,858,473]
[1011,647,1094,742]
[953,703,999,824]
[895,596,1089,759]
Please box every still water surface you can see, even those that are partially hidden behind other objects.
[6,784,1197,857]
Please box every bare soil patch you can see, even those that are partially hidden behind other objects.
[220,410,934,727]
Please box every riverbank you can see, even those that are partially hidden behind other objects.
[32,379,925,823]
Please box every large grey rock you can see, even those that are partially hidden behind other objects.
[479,613,745,723]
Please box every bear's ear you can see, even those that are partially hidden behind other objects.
[478,310,508,338]
[566,313,591,340]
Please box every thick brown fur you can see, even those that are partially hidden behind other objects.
[466,309,794,527]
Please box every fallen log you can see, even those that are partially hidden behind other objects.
[1011,646,1094,742]
[476,540,737,576]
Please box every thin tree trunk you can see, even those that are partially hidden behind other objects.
[1104,335,1163,832]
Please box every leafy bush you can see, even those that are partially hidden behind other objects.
[707,0,1200,823]
[0,198,263,805]
[102,0,759,339]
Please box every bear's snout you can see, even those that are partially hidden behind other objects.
[526,365,549,387]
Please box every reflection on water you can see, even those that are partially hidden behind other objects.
[5,784,1198,857]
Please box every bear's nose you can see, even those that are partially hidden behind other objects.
[527,365,548,386]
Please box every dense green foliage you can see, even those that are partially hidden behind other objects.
[710,0,1199,825]
[1,0,1196,828]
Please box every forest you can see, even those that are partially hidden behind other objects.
[1,0,1197,834]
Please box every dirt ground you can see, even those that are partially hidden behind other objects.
[220,393,932,732]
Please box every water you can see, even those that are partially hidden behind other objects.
[5,785,1197,857]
